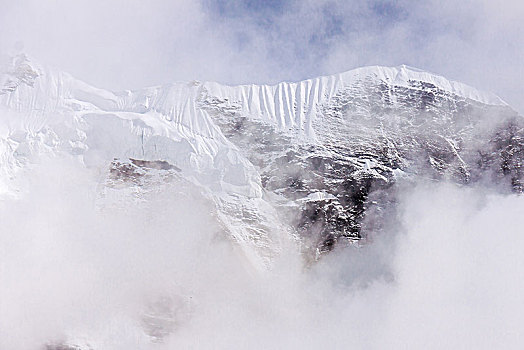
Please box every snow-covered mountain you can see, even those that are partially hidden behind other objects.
[2,53,524,348]
[1,53,522,267]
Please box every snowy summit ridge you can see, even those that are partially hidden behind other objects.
[0,53,520,264]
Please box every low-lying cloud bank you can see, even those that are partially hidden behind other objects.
[1,159,523,349]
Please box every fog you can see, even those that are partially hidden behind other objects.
[0,157,523,349]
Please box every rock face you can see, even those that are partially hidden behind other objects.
[2,55,523,348]
[201,69,522,254]
[0,54,521,260]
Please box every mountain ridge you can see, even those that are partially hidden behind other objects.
[1,53,521,265]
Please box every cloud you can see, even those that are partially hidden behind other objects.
[217,0,523,113]
[1,158,523,349]
[1,1,522,112]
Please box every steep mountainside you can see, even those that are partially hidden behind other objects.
[1,54,522,263]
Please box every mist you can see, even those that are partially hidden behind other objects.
[1,157,523,349]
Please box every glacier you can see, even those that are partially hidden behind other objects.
[0,53,521,265]
[1,53,524,348]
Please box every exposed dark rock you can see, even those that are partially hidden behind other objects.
[108,158,180,185]
[201,76,523,255]
[44,342,91,350]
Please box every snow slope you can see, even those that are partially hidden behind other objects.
[0,54,512,265]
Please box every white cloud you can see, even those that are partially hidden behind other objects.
[1,158,523,348]
[1,1,522,114]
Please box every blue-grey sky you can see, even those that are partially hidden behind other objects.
[1,0,523,112]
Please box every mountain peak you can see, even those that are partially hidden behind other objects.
[0,52,521,272]
[334,64,507,107]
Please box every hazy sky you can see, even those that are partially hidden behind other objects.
[0,0,523,113]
